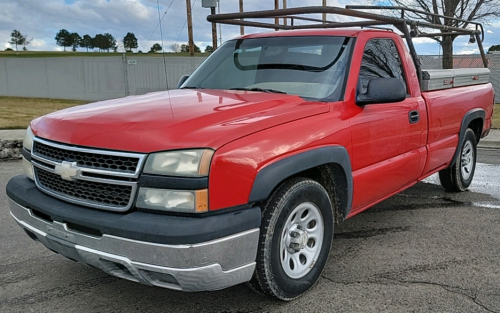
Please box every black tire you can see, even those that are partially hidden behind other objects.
[249,177,334,300]
[439,128,477,192]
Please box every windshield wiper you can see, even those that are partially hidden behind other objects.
[181,86,204,89]
[229,87,287,94]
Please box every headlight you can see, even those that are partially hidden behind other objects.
[136,188,208,213]
[23,126,35,181]
[23,126,34,151]
[143,149,214,177]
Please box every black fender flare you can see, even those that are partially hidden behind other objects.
[248,146,353,218]
[450,109,485,167]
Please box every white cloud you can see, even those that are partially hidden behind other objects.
[412,37,437,44]
[456,48,479,55]
[487,30,494,34]
[30,39,46,48]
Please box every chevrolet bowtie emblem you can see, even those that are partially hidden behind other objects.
[54,161,80,181]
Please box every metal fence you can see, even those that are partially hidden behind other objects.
[0,54,498,102]
[0,55,206,101]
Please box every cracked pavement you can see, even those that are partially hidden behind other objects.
[1,148,499,312]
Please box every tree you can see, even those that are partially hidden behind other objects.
[80,34,94,52]
[92,33,116,52]
[93,34,106,52]
[123,32,138,52]
[180,43,200,53]
[55,29,72,51]
[205,45,214,53]
[9,30,26,51]
[381,0,500,69]
[149,43,162,53]
[104,33,117,52]
[70,33,81,52]
[170,43,181,53]
[488,45,500,53]
[22,36,32,51]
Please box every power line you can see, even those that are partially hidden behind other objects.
[156,0,173,114]
[176,0,197,44]
[143,0,175,50]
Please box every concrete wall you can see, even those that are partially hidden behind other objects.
[0,54,498,102]
[0,56,206,101]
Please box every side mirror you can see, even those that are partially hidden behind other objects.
[356,78,406,106]
[177,75,190,89]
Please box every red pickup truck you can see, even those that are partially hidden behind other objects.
[7,7,495,301]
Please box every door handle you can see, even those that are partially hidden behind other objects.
[409,110,420,124]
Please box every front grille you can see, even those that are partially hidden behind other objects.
[33,141,140,174]
[31,138,146,212]
[36,168,133,208]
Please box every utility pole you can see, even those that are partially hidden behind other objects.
[239,0,244,35]
[186,0,195,56]
[282,0,287,26]
[202,0,218,51]
[211,6,218,50]
[322,0,327,23]
[218,0,222,46]
[274,0,279,31]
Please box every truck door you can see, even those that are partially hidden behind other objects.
[349,38,426,213]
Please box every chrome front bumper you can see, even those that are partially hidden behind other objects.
[9,197,259,292]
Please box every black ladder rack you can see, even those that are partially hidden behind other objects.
[207,5,488,87]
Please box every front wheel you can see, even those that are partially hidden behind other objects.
[249,177,334,300]
[439,128,477,192]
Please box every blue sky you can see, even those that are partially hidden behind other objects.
[1,0,499,55]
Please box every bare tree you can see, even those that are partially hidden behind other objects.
[170,43,181,53]
[22,36,32,51]
[381,0,500,68]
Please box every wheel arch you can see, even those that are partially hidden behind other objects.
[450,109,484,167]
[248,146,353,222]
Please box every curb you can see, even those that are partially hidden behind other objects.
[478,142,500,149]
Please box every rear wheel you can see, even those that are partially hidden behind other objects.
[249,177,334,300]
[439,128,477,192]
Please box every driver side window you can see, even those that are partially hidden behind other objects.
[358,39,407,94]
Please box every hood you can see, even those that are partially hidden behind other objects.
[31,89,330,153]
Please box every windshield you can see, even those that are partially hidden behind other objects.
[182,36,352,101]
